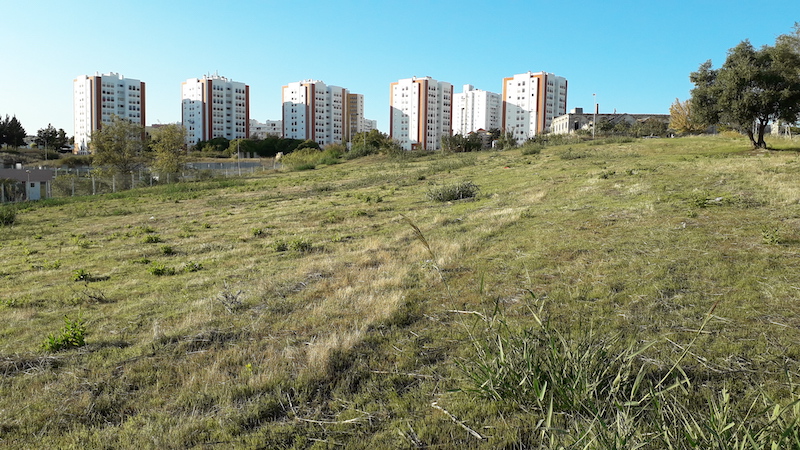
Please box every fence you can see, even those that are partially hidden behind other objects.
[46,162,274,199]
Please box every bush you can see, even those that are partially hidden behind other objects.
[282,148,322,170]
[41,315,86,352]
[149,262,176,276]
[0,206,16,226]
[426,181,480,202]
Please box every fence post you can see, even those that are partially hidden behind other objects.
[92,175,96,195]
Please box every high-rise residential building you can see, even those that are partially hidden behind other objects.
[73,72,145,153]
[452,84,501,135]
[346,93,366,141]
[181,74,249,146]
[390,76,453,150]
[282,80,363,147]
[502,71,567,142]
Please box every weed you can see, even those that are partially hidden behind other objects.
[426,181,479,202]
[142,234,162,244]
[148,262,176,276]
[272,239,288,252]
[160,245,175,255]
[251,227,264,237]
[41,315,86,352]
[182,261,203,273]
[72,269,90,282]
[289,238,313,253]
[762,226,783,245]
[0,206,17,226]
[131,257,151,265]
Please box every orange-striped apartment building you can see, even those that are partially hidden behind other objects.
[502,72,567,143]
[73,72,145,154]
[390,77,453,151]
[181,74,250,146]
[282,80,367,147]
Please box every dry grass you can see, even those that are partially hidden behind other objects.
[2,135,800,447]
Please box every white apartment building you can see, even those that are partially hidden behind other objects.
[390,76,453,150]
[73,72,145,153]
[283,80,358,147]
[452,84,501,135]
[249,119,282,139]
[181,74,249,145]
[502,72,567,142]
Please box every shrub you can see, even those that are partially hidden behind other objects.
[289,238,313,253]
[142,234,162,244]
[41,315,86,352]
[0,206,16,226]
[149,262,176,276]
[282,148,322,171]
[272,239,288,252]
[426,181,480,202]
[182,261,203,273]
[72,269,90,282]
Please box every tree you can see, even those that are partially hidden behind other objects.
[689,35,800,149]
[90,116,148,186]
[441,133,482,152]
[150,124,187,177]
[35,124,68,152]
[0,115,26,148]
[669,99,707,135]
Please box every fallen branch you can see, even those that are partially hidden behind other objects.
[431,401,485,440]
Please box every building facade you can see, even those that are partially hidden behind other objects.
[550,108,671,135]
[73,72,145,153]
[452,85,501,135]
[502,72,567,142]
[282,80,366,147]
[390,76,453,150]
[181,74,250,146]
[249,119,282,139]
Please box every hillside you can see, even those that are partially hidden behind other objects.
[2,136,800,448]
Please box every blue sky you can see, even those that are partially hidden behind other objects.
[1,0,797,136]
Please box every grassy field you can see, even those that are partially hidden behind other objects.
[2,135,800,448]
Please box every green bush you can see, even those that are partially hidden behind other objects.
[426,181,479,202]
[149,262,176,276]
[142,234,162,244]
[41,315,86,352]
[0,205,16,226]
[72,269,90,282]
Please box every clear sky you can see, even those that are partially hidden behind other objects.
[1,0,797,137]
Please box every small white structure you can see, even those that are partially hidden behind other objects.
[0,168,54,202]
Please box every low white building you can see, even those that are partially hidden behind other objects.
[249,119,282,139]
[550,108,670,135]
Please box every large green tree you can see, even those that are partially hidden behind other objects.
[150,124,187,177]
[689,34,800,149]
[0,115,26,148]
[90,116,148,185]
